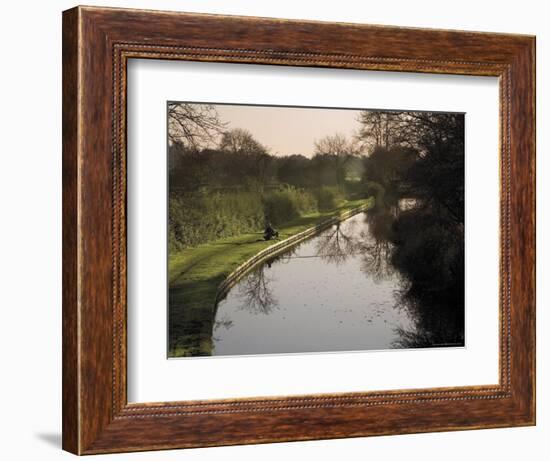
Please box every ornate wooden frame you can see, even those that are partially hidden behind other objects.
[62,5,536,455]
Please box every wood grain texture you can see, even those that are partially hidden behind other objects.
[62,7,80,454]
[62,5,536,455]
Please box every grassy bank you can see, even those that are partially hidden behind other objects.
[169,197,374,357]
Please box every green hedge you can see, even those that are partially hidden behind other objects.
[262,187,317,225]
[313,186,343,211]
[169,191,264,251]
[169,187,319,250]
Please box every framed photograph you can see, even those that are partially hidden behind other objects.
[62,6,535,455]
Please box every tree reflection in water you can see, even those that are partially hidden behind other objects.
[359,111,465,348]
[314,220,359,265]
[357,210,396,282]
[390,204,465,348]
[233,253,295,314]
[323,197,465,349]
[314,210,397,283]
[232,210,401,316]
[223,196,464,349]
[212,314,234,342]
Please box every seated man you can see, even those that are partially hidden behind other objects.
[264,221,279,241]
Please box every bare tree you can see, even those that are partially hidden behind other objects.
[313,133,361,190]
[219,128,263,154]
[356,110,407,151]
[168,102,226,149]
[219,128,272,186]
[356,110,464,155]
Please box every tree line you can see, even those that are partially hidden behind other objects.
[168,103,463,205]
[168,103,368,192]
[168,103,464,258]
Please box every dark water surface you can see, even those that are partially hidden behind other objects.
[212,211,417,356]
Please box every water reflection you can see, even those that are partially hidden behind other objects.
[315,220,360,265]
[236,263,278,315]
[212,314,234,342]
[390,201,465,348]
[212,197,464,356]
[359,209,396,282]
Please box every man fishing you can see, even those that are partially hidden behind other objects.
[263,215,279,241]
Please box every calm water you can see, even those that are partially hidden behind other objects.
[212,211,416,356]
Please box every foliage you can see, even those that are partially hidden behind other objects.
[263,187,317,225]
[169,187,321,250]
[353,110,466,348]
[169,127,366,194]
[356,111,404,150]
[312,186,343,211]
[313,133,362,189]
[169,191,264,251]
[363,145,417,186]
[363,180,386,208]
[356,110,464,154]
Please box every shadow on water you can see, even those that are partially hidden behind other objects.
[360,198,464,349]
[389,203,465,348]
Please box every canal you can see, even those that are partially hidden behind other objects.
[212,210,417,356]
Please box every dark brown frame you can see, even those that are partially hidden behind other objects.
[62,5,536,455]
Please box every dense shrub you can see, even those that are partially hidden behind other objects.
[343,179,366,198]
[263,187,317,225]
[363,181,386,208]
[169,191,264,250]
[169,187,320,250]
[313,186,342,211]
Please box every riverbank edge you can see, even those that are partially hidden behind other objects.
[215,199,374,305]
[168,197,374,357]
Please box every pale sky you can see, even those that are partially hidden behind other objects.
[213,104,361,157]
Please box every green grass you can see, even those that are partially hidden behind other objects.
[168,197,374,357]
